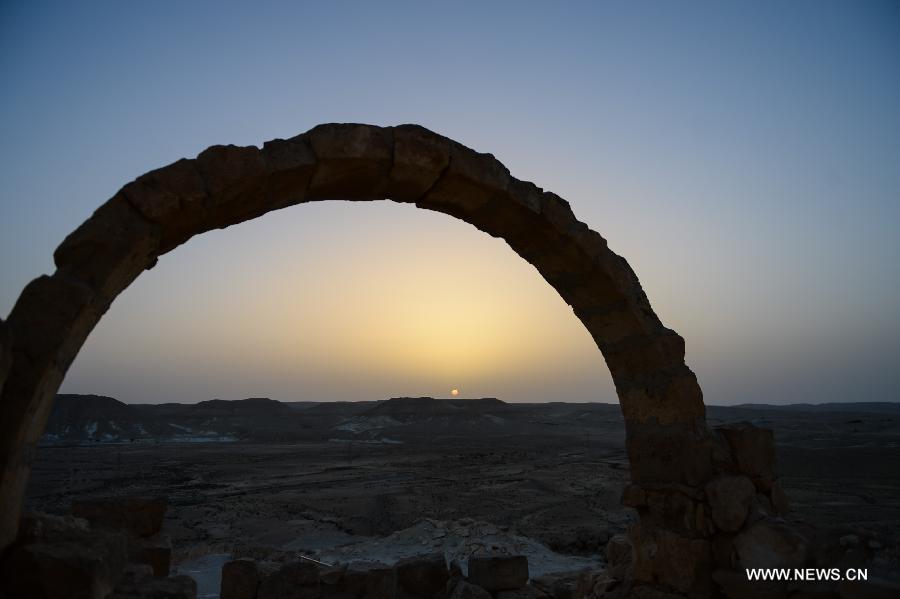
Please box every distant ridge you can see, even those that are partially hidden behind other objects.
[42,394,900,447]
[730,402,900,414]
[364,396,507,418]
[187,397,292,415]
[45,394,178,442]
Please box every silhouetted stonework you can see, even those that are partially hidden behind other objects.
[0,124,803,597]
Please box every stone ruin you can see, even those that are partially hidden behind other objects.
[0,124,818,597]
[1,499,194,599]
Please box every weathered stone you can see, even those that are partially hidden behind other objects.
[712,569,789,599]
[418,140,510,217]
[195,144,272,229]
[710,535,736,570]
[56,194,162,301]
[467,555,529,592]
[261,137,317,209]
[72,496,167,538]
[306,123,393,198]
[0,319,10,397]
[17,511,91,542]
[770,479,790,515]
[257,560,320,599]
[746,492,776,527]
[603,331,689,384]
[395,553,448,598]
[705,475,755,532]
[111,573,197,599]
[606,534,633,580]
[389,124,451,202]
[626,423,715,486]
[496,586,551,598]
[320,566,369,598]
[530,571,582,599]
[618,368,706,428]
[644,487,698,533]
[121,158,207,252]
[717,423,776,482]
[629,584,696,599]
[221,559,259,599]
[130,534,172,577]
[450,580,492,599]
[118,563,156,589]
[540,192,585,240]
[733,518,808,569]
[364,564,396,599]
[505,178,542,215]
[0,515,129,599]
[629,524,711,595]
[3,273,99,370]
[621,484,646,508]
[0,275,102,551]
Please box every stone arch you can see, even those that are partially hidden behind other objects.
[0,124,783,596]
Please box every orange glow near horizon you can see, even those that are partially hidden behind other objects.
[62,201,616,404]
[451,388,459,397]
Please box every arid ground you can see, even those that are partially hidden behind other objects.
[24,398,900,594]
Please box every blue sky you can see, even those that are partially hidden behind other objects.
[1,1,898,404]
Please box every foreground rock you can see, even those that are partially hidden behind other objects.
[450,581,492,599]
[0,513,128,599]
[111,572,197,599]
[219,554,570,599]
[257,560,320,598]
[396,553,449,598]
[72,497,167,538]
[221,558,260,599]
[467,555,529,592]
[0,511,193,599]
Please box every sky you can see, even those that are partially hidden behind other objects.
[1,1,898,405]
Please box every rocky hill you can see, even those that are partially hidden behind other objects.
[43,394,179,443]
[42,395,561,445]
[42,395,311,444]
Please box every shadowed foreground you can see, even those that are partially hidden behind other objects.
[22,399,900,598]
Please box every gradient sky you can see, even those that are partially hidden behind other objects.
[1,1,898,405]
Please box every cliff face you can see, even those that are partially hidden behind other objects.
[43,394,176,443]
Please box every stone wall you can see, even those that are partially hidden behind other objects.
[0,500,193,599]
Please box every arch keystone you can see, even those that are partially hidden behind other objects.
[306,123,393,198]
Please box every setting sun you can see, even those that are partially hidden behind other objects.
[451,388,459,397]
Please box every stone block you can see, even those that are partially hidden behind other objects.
[221,559,259,599]
[389,124,451,202]
[467,555,529,592]
[450,580,492,599]
[705,475,755,532]
[306,123,393,198]
[72,496,167,538]
[417,140,510,217]
[0,517,128,599]
[717,423,776,482]
[111,573,197,599]
[395,553,448,598]
[606,533,633,580]
[733,518,808,570]
[120,158,207,252]
[257,560,320,599]
[130,534,172,577]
